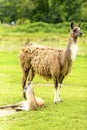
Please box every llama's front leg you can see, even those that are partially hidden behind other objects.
[54,82,62,103]
[54,80,58,103]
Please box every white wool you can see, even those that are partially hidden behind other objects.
[70,44,78,61]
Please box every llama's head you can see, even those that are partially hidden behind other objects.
[70,22,82,38]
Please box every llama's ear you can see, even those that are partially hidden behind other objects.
[78,22,81,27]
[71,22,74,29]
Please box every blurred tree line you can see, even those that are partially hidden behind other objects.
[0,0,87,24]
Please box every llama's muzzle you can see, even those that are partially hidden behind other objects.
[79,32,82,37]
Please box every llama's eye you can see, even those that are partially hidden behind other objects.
[73,29,77,32]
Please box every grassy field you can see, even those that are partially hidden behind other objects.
[0,22,87,130]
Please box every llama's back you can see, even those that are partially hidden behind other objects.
[19,43,62,79]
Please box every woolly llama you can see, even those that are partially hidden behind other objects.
[19,22,82,103]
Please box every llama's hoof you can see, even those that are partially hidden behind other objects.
[58,100,63,103]
[54,101,57,104]
[60,100,63,102]
[54,100,63,104]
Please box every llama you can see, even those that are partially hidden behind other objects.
[0,83,45,113]
[19,22,82,103]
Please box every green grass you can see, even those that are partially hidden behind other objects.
[0,22,87,130]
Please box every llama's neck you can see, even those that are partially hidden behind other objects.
[65,36,78,61]
[70,43,78,61]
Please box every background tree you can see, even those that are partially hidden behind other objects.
[0,0,86,23]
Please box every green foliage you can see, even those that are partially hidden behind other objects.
[0,22,87,53]
[0,0,87,23]
[1,22,70,34]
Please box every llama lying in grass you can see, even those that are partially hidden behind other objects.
[19,22,82,103]
[0,83,45,116]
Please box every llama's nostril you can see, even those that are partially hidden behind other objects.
[79,32,82,37]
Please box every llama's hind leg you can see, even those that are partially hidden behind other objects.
[27,68,35,86]
[23,68,35,99]
[57,83,62,102]
[22,69,29,98]
[22,68,35,97]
